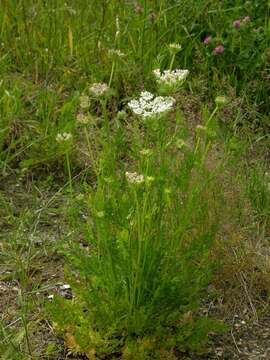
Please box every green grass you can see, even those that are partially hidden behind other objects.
[0,0,270,359]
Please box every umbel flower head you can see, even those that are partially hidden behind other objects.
[76,113,91,125]
[153,68,189,94]
[128,91,175,118]
[56,132,72,143]
[125,171,144,184]
[79,95,90,109]
[89,82,109,97]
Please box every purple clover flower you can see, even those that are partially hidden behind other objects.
[213,45,225,55]
[203,36,212,45]
[233,20,241,29]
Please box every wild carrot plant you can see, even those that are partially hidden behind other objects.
[1,1,269,359]
[48,90,227,358]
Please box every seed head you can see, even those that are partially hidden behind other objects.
[215,95,228,107]
[169,43,182,52]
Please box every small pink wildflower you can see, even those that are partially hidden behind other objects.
[203,36,212,45]
[213,45,224,55]
[233,20,241,29]
[243,16,251,24]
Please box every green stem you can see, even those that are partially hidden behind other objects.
[130,188,145,315]
[138,190,150,304]
[84,127,97,175]
[169,53,175,70]
[194,106,218,156]
[108,61,115,88]
[206,106,218,127]
[66,152,73,193]
[201,141,212,165]
[101,99,110,138]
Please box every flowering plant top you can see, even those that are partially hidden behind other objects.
[128,91,175,118]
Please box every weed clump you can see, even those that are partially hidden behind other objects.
[48,92,228,358]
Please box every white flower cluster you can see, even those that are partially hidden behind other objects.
[56,132,72,143]
[79,95,90,109]
[140,148,152,156]
[76,113,90,125]
[125,171,144,184]
[153,69,189,86]
[89,82,109,96]
[128,91,175,118]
